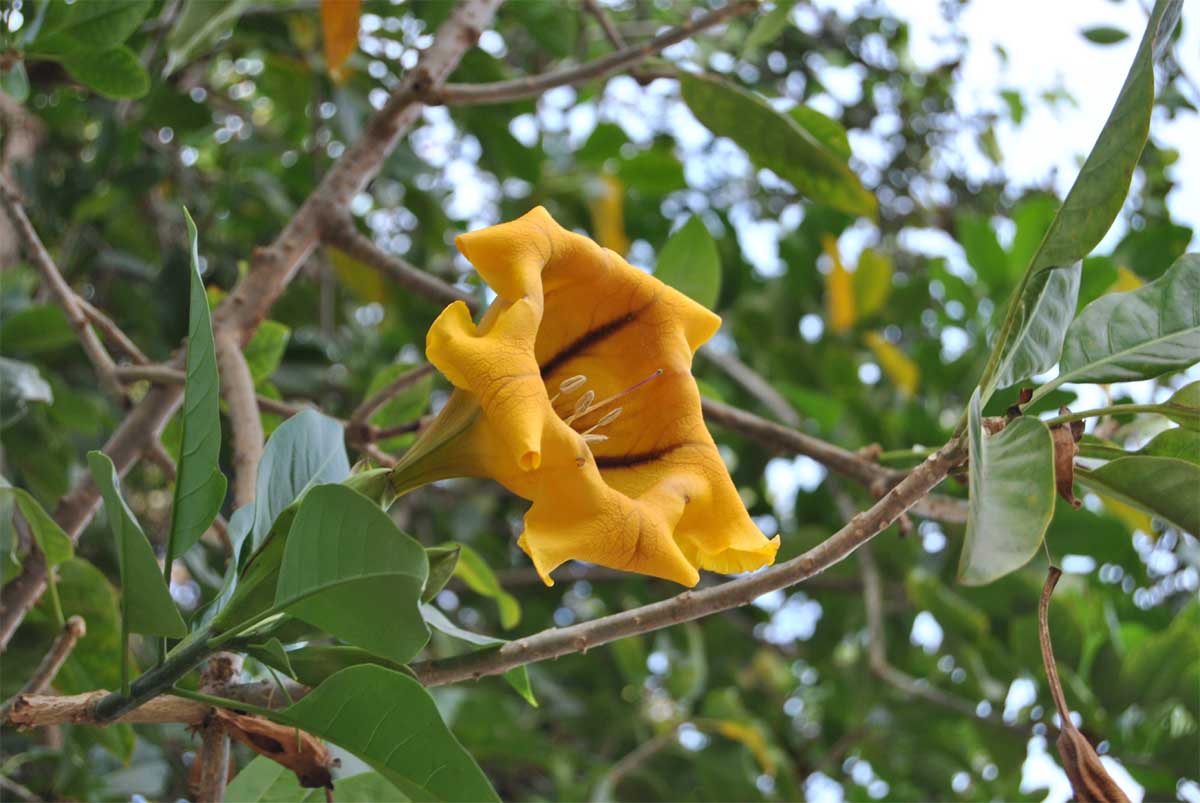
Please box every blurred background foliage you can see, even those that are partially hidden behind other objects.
[0,0,1197,801]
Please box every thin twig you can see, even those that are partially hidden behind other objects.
[701,345,801,427]
[78,297,150,365]
[347,363,437,434]
[426,2,755,106]
[0,617,86,724]
[114,364,311,419]
[407,437,967,687]
[582,0,628,49]
[323,217,476,313]
[0,775,41,803]
[702,397,967,523]
[215,332,264,508]
[0,176,125,400]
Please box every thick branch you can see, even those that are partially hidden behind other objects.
[0,177,124,400]
[408,437,966,686]
[427,2,754,106]
[215,332,264,507]
[323,217,476,313]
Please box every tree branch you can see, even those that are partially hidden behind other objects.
[425,2,754,106]
[78,298,151,365]
[0,176,125,400]
[346,363,436,436]
[701,397,967,523]
[0,617,86,724]
[323,216,477,313]
[215,331,264,508]
[700,345,801,427]
[114,364,311,420]
[408,437,966,687]
[582,0,628,50]
[0,0,504,651]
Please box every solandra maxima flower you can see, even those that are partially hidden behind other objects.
[389,207,779,587]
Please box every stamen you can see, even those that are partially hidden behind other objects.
[582,407,623,436]
[549,374,588,404]
[582,434,608,444]
[579,368,664,419]
[564,390,595,425]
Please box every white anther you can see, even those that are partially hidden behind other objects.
[559,375,587,394]
[583,407,623,436]
[583,434,608,444]
[565,390,595,424]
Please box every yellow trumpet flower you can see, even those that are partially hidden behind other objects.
[390,207,779,587]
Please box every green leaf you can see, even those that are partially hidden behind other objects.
[250,409,350,552]
[1164,382,1200,430]
[87,451,187,638]
[454,543,520,630]
[1076,457,1200,534]
[1029,1,1180,274]
[991,262,1081,392]
[0,305,75,354]
[852,248,892,320]
[956,213,1011,290]
[1082,26,1130,45]
[959,391,1056,585]
[655,216,722,310]
[167,209,226,561]
[422,603,537,706]
[742,1,795,54]
[227,757,410,802]
[275,484,429,664]
[243,320,290,385]
[253,644,410,688]
[423,544,461,604]
[980,0,1181,403]
[266,666,499,802]
[789,105,851,162]
[247,637,296,679]
[1053,253,1200,386]
[163,0,254,77]
[32,0,153,52]
[0,62,29,103]
[60,47,150,100]
[680,73,876,219]
[0,483,73,568]
[1137,427,1199,464]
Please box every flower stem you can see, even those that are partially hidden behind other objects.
[92,630,215,724]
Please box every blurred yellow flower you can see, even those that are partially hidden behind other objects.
[390,207,779,586]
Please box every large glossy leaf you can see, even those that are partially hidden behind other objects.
[226,756,409,802]
[275,484,429,664]
[1030,0,1181,273]
[980,0,1181,402]
[1076,457,1199,534]
[959,390,1056,585]
[1165,381,1200,430]
[680,73,876,219]
[87,452,187,638]
[655,215,721,310]
[991,262,1081,392]
[267,666,499,802]
[1137,428,1199,464]
[166,210,226,560]
[249,643,409,688]
[250,409,350,552]
[422,604,536,706]
[1052,253,1199,386]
